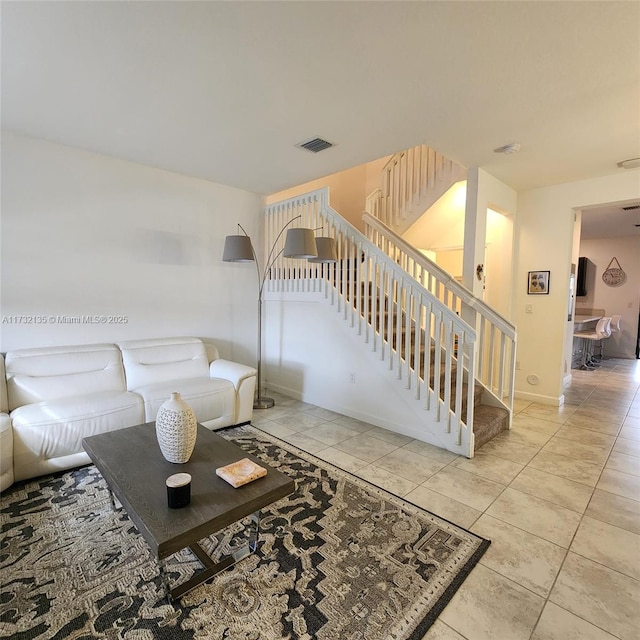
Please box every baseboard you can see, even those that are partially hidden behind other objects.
[265,381,304,402]
[514,390,565,407]
[603,352,636,360]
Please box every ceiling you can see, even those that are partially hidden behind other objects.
[2,1,639,196]
[580,199,640,239]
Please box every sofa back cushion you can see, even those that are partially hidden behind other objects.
[0,354,8,413]
[118,337,210,390]
[5,343,127,411]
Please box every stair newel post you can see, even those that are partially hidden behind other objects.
[465,338,477,456]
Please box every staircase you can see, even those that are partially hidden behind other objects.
[359,274,510,452]
[363,213,514,451]
[265,139,516,457]
[365,144,466,235]
[264,166,516,458]
[365,145,514,451]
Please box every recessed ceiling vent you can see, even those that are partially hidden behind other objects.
[621,204,640,211]
[297,137,334,153]
[617,157,640,170]
[493,143,521,154]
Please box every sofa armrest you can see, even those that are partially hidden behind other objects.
[209,360,256,425]
[0,355,9,413]
[209,359,256,390]
[0,413,14,492]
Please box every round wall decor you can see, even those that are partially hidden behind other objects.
[602,257,626,287]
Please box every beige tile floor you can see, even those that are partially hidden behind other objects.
[254,357,640,640]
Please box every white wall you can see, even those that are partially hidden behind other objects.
[403,181,466,252]
[577,236,639,359]
[0,132,262,364]
[484,208,514,319]
[263,292,470,455]
[402,176,515,321]
[266,155,391,232]
[515,171,640,404]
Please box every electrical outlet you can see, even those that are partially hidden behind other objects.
[349,372,356,384]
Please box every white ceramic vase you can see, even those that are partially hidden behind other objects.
[155,392,197,463]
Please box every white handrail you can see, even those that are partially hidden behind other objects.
[265,188,479,456]
[364,212,516,415]
[266,190,473,337]
[364,213,516,340]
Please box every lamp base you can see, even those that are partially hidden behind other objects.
[253,396,275,410]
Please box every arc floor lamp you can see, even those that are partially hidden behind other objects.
[222,215,337,409]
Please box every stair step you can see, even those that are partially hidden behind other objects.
[472,404,509,450]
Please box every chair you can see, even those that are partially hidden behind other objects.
[594,315,621,359]
[574,317,611,369]
[610,314,622,334]
[596,314,622,359]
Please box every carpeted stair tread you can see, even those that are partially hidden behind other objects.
[473,404,509,450]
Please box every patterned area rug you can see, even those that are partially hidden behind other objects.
[1,425,489,639]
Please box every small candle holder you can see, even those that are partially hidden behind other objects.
[166,472,191,509]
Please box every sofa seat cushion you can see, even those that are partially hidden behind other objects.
[133,377,235,425]
[11,391,144,462]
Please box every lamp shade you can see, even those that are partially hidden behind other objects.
[283,228,318,259]
[222,235,254,262]
[308,237,338,263]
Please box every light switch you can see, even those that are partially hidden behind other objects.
[526,304,533,314]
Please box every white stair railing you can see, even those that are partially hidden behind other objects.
[364,212,516,415]
[367,144,466,233]
[265,188,478,456]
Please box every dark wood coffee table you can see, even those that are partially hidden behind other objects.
[82,422,294,600]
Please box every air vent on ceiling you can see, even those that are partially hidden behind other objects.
[297,137,334,153]
[622,204,640,211]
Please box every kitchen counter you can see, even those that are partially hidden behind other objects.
[574,314,602,331]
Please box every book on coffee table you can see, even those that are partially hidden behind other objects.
[216,458,268,488]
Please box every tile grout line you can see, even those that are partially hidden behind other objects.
[525,361,634,640]
[266,359,640,640]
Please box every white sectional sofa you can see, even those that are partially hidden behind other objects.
[0,337,256,491]
[0,354,13,491]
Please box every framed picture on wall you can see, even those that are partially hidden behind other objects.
[528,270,550,294]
